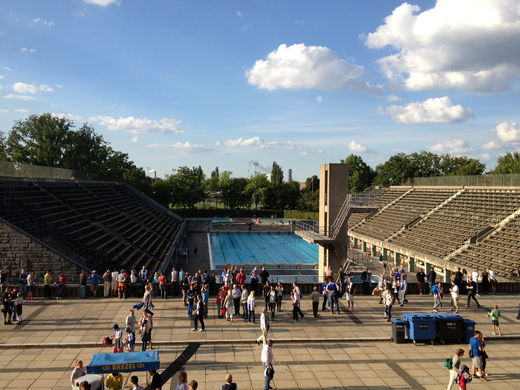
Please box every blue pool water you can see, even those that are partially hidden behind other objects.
[211,232,318,266]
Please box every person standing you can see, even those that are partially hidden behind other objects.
[465,277,480,309]
[361,268,371,295]
[248,291,256,324]
[175,371,189,390]
[471,269,480,296]
[224,290,233,322]
[488,268,497,295]
[56,270,67,300]
[261,339,274,390]
[487,304,502,336]
[221,373,237,390]
[26,271,35,300]
[268,285,277,320]
[158,273,167,299]
[428,267,437,294]
[241,284,249,320]
[111,269,119,298]
[90,270,100,298]
[399,274,408,307]
[70,360,87,390]
[105,372,123,390]
[450,281,460,313]
[321,278,329,311]
[130,375,144,390]
[18,268,27,296]
[171,267,179,285]
[43,270,52,299]
[2,287,12,324]
[275,282,283,311]
[13,292,23,323]
[250,267,258,295]
[191,294,205,332]
[416,269,426,295]
[338,266,346,295]
[326,279,339,314]
[236,268,246,287]
[0,269,6,294]
[256,307,270,344]
[310,286,320,318]
[260,267,269,286]
[446,348,464,390]
[148,370,163,390]
[202,284,209,318]
[79,270,87,299]
[345,276,355,311]
[112,324,124,353]
[117,271,127,299]
[102,269,111,298]
[469,330,486,380]
[232,284,241,316]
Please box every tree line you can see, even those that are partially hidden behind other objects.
[2,113,519,211]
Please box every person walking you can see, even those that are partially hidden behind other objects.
[139,312,152,351]
[469,330,486,381]
[465,277,480,309]
[224,290,234,322]
[56,270,67,300]
[416,269,426,295]
[191,294,205,332]
[43,270,52,299]
[310,286,320,318]
[256,307,269,344]
[446,348,464,390]
[487,304,502,336]
[158,272,167,299]
[450,281,460,313]
[432,281,442,312]
[345,276,355,311]
[382,284,392,322]
[261,339,274,390]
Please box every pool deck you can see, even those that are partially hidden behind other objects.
[0,292,519,389]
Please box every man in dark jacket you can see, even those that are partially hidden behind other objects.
[427,267,436,295]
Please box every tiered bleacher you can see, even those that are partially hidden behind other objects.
[351,188,457,240]
[0,177,183,279]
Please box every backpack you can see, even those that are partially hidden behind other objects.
[443,357,453,370]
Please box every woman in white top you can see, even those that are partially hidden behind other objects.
[247,291,256,323]
[175,371,189,390]
[447,348,464,390]
[70,360,87,390]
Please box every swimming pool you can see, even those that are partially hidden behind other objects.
[210,232,318,267]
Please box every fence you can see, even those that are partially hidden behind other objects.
[406,174,520,187]
[0,160,88,180]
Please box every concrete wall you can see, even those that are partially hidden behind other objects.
[0,220,83,283]
[318,163,348,281]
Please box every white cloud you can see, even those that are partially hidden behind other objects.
[14,108,29,113]
[89,116,183,135]
[381,96,472,124]
[348,140,367,153]
[479,153,491,160]
[33,17,54,27]
[39,84,54,92]
[316,95,323,104]
[0,109,9,113]
[429,139,471,154]
[482,140,501,150]
[2,67,11,72]
[365,0,520,92]
[21,48,37,54]
[13,82,37,94]
[386,94,401,102]
[130,136,138,143]
[496,121,520,143]
[82,0,119,6]
[236,10,242,17]
[4,94,35,100]
[0,75,4,80]
[246,43,365,92]
[51,113,87,122]
[147,142,209,153]
[221,136,302,150]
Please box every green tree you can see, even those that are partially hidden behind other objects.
[169,166,206,209]
[340,154,376,193]
[270,161,284,185]
[6,113,72,166]
[374,153,414,186]
[151,177,172,207]
[222,177,250,209]
[300,175,319,211]
[0,132,7,161]
[492,152,520,174]
[244,173,269,209]
[441,155,486,176]
[123,164,152,195]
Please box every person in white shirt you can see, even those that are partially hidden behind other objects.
[382,284,393,322]
[471,269,480,295]
[488,268,497,295]
[261,339,274,390]
[70,360,87,390]
[171,268,179,283]
[111,270,119,297]
[449,281,460,313]
[256,308,270,344]
[175,371,189,390]
[126,309,137,335]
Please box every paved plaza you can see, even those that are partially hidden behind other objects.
[0,292,519,389]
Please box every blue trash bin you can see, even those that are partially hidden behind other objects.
[463,319,476,344]
[405,313,437,344]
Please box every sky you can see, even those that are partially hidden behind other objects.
[0,0,519,181]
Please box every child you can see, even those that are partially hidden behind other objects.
[14,292,23,324]
[125,326,135,352]
[112,324,123,353]
[487,304,502,336]
[456,365,472,389]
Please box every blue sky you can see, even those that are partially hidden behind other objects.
[1,0,519,181]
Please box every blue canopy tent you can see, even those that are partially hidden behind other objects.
[87,351,160,374]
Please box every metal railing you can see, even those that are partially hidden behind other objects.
[405,173,520,187]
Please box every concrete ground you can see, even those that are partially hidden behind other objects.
[0,292,519,389]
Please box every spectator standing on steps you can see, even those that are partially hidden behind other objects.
[232,284,241,316]
[18,268,27,296]
[241,284,249,320]
[102,270,111,298]
[43,270,52,299]
[56,271,67,300]
[416,269,426,295]
[450,281,460,313]
[428,267,437,294]
[260,267,269,286]
[90,270,100,298]
[79,270,87,298]
[310,286,320,318]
